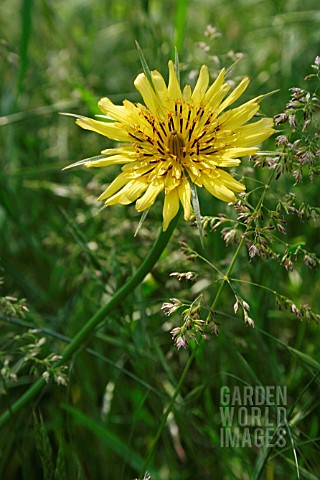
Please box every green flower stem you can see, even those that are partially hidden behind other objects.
[0,211,181,430]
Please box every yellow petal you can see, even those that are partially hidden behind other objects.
[132,164,156,177]
[235,118,274,147]
[217,170,245,193]
[206,147,258,167]
[217,77,250,113]
[122,100,150,126]
[202,173,236,202]
[162,188,180,231]
[98,173,129,200]
[186,163,201,179]
[178,178,192,220]
[98,97,128,122]
[203,68,228,107]
[221,147,258,158]
[192,65,209,103]
[168,60,182,100]
[124,179,149,202]
[183,84,192,101]
[164,172,180,191]
[106,178,148,205]
[101,146,135,156]
[76,117,129,142]
[134,73,161,116]
[135,181,164,212]
[106,185,133,205]
[172,162,183,179]
[204,157,241,168]
[218,101,259,130]
[85,154,136,167]
[151,70,168,97]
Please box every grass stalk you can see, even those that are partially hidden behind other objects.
[141,176,274,474]
[0,210,181,429]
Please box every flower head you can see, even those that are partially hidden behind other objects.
[70,61,274,230]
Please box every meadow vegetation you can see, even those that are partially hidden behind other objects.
[1,1,320,478]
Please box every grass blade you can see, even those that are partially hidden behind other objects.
[174,47,180,85]
[134,208,150,237]
[173,0,189,55]
[18,0,34,97]
[190,181,204,249]
[135,41,155,92]
[62,404,148,474]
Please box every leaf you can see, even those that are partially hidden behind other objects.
[190,181,204,249]
[59,112,86,120]
[258,328,320,371]
[18,0,34,96]
[33,414,55,480]
[225,57,244,79]
[174,47,180,86]
[135,41,156,92]
[134,208,150,237]
[61,404,149,474]
[62,155,106,170]
[174,0,189,54]
[54,439,67,480]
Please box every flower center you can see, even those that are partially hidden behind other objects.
[168,131,186,161]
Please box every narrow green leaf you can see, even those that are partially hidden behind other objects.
[33,414,55,480]
[59,112,86,120]
[135,41,155,92]
[134,208,150,237]
[18,0,34,97]
[62,155,106,170]
[62,404,148,473]
[54,439,67,480]
[174,0,189,54]
[225,57,243,79]
[286,424,301,480]
[0,101,77,126]
[190,181,204,249]
[258,328,320,371]
[174,47,180,86]
[253,422,300,480]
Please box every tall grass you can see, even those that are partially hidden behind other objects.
[1,0,320,479]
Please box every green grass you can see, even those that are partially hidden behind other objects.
[1,0,320,479]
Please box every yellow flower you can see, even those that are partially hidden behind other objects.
[71,61,274,230]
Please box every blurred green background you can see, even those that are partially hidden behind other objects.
[1,0,320,479]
